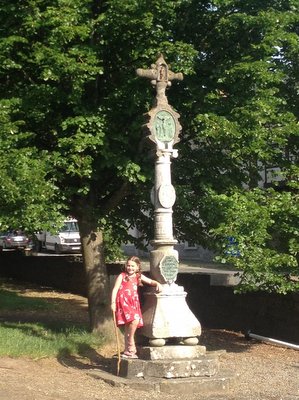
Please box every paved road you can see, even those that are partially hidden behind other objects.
[2,248,241,286]
[141,259,241,286]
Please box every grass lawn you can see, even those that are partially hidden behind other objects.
[0,281,105,358]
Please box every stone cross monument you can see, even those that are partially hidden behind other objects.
[136,55,201,346]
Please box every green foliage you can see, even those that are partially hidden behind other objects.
[172,0,299,293]
[0,0,196,238]
[0,0,298,293]
[0,147,62,232]
[211,189,299,293]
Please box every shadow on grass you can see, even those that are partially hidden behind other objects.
[0,283,89,326]
[1,320,89,335]
[0,288,55,311]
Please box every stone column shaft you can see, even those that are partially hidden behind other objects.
[136,55,201,345]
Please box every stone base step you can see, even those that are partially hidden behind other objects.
[88,368,237,395]
[158,371,236,394]
[114,353,220,379]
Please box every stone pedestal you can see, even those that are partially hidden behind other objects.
[91,56,236,396]
[118,352,219,379]
[139,284,201,344]
[109,345,236,394]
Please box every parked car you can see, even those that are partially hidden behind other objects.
[0,230,32,251]
[35,219,81,254]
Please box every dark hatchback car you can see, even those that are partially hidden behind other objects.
[0,230,31,250]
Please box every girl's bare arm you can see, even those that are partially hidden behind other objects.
[141,274,163,292]
[111,274,122,312]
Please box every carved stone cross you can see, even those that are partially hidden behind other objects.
[136,54,201,346]
[136,54,183,105]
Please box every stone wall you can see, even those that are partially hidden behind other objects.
[177,274,299,344]
[0,251,298,343]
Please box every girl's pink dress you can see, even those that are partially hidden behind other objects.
[115,272,143,328]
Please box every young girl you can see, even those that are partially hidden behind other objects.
[111,256,162,358]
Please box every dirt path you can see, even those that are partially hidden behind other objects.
[0,282,298,400]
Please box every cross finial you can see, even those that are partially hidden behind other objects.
[136,54,183,105]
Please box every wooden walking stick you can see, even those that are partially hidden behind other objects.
[112,311,121,376]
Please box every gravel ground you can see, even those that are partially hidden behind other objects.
[0,282,298,400]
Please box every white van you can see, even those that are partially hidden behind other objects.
[36,219,81,254]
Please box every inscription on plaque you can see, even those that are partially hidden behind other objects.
[160,255,178,284]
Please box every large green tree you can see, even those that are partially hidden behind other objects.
[0,0,298,331]
[172,0,299,293]
[0,0,196,331]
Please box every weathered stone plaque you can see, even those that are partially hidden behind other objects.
[160,255,178,283]
[158,184,176,208]
[154,110,176,142]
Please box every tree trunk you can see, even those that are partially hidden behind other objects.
[77,216,111,333]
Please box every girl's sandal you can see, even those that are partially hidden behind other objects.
[121,351,138,359]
